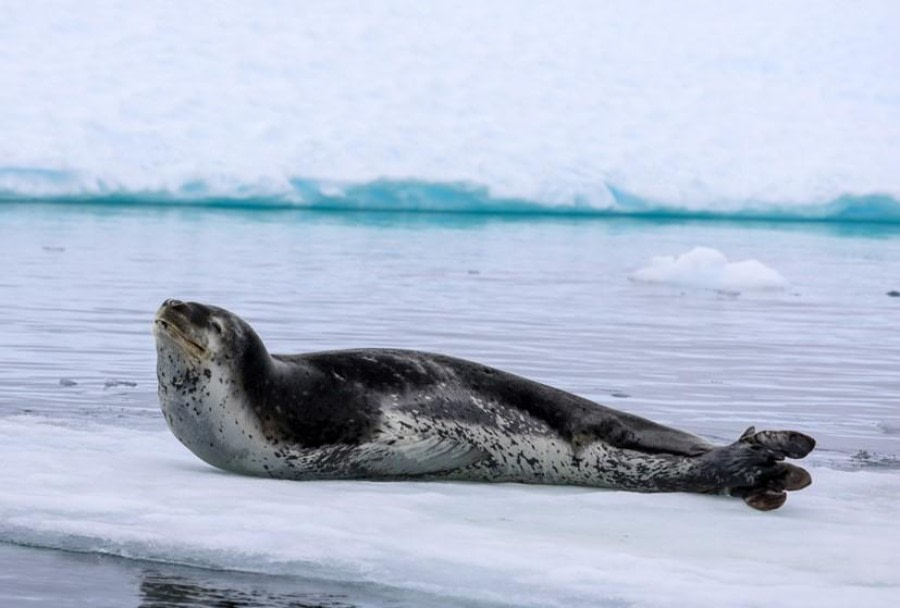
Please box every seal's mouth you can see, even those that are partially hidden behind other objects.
[154,310,208,356]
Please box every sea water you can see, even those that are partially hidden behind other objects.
[1,203,898,607]
[2,1,899,606]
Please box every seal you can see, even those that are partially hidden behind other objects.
[153,299,815,511]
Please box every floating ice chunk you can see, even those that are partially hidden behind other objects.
[103,379,137,389]
[631,247,788,293]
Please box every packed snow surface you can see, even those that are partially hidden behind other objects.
[631,247,789,293]
[1,0,899,214]
[0,417,897,608]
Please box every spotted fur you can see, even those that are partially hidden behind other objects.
[153,300,815,509]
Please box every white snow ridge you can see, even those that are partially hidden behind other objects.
[631,247,789,293]
[2,0,900,207]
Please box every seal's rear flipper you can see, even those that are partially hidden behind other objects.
[780,462,813,491]
[739,426,816,459]
[702,428,815,511]
[742,489,787,511]
[728,462,812,511]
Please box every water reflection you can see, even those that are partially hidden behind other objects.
[0,543,477,608]
[140,572,355,608]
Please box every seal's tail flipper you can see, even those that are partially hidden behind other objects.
[738,426,816,459]
[729,461,813,511]
[706,428,816,511]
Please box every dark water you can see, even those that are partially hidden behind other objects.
[0,543,500,608]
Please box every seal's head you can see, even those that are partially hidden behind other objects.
[153,299,271,472]
[153,299,261,363]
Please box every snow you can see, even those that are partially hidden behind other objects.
[0,416,897,608]
[1,1,899,209]
[631,247,789,293]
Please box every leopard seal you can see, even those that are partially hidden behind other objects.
[153,299,815,510]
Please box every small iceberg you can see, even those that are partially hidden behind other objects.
[631,247,788,293]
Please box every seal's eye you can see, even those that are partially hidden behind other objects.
[210,319,224,335]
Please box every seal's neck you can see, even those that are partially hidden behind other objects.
[156,342,272,474]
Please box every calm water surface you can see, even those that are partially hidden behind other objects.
[2,203,898,453]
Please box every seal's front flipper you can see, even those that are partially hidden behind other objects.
[360,436,488,477]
